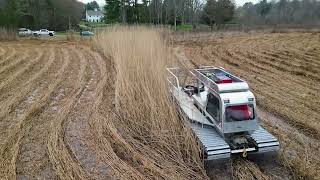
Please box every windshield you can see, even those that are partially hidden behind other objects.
[225,104,254,122]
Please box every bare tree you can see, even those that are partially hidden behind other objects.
[188,0,202,29]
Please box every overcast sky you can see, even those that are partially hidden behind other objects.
[78,0,259,7]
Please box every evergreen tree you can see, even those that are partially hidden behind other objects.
[0,0,19,27]
[104,0,121,23]
[202,0,234,28]
[86,1,100,10]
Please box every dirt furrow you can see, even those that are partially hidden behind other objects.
[216,47,319,101]
[235,50,320,84]
[0,47,57,119]
[0,45,70,179]
[15,46,80,179]
[0,46,52,101]
[260,50,320,75]
[0,46,5,57]
[258,109,320,179]
[0,47,42,93]
[277,49,320,67]
[253,48,319,72]
[0,46,16,65]
[0,48,29,75]
[222,49,320,110]
[47,46,91,180]
[0,48,55,140]
[62,46,116,179]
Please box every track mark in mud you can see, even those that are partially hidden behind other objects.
[63,46,115,179]
[0,44,71,179]
[0,49,29,75]
[0,46,16,65]
[14,46,70,179]
[47,46,91,180]
[0,47,42,92]
[64,49,100,167]
[0,41,115,179]
[0,46,59,111]
[258,109,320,179]
[0,47,6,57]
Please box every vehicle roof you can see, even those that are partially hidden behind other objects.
[193,67,249,93]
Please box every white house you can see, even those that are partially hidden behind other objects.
[86,8,104,23]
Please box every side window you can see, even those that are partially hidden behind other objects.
[206,93,220,122]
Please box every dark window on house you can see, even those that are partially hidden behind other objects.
[206,93,220,122]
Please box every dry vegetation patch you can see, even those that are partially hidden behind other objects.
[0,28,17,41]
[93,26,207,179]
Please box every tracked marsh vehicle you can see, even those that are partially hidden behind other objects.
[167,66,279,160]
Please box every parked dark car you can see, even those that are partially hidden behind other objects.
[80,31,94,36]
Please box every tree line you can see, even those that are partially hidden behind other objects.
[0,0,84,31]
[104,0,320,29]
[0,0,319,31]
[236,0,320,26]
[104,0,205,28]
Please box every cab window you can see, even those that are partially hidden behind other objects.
[225,104,255,122]
[206,93,220,122]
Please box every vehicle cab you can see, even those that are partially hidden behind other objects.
[190,67,259,136]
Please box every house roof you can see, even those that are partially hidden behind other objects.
[86,10,104,17]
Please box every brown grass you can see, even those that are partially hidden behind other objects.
[0,27,17,41]
[92,26,207,179]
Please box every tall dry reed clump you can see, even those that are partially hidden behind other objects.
[0,27,17,41]
[93,26,207,179]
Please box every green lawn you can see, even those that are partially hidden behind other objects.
[55,31,67,36]
[176,24,193,31]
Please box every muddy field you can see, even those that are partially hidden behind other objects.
[0,31,319,179]
[174,32,320,179]
[0,40,116,179]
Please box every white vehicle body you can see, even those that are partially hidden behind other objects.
[18,28,33,36]
[33,29,55,36]
[167,66,279,160]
